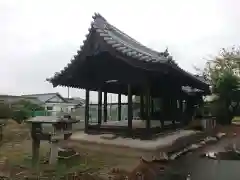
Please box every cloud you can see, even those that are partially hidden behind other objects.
[0,0,239,102]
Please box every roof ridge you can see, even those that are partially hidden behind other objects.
[93,13,163,56]
[93,14,143,46]
[22,92,58,96]
[92,13,168,63]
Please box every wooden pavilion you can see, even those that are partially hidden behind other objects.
[47,13,210,139]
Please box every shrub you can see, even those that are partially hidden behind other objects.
[210,100,230,125]
[11,99,44,124]
[12,108,31,124]
[0,103,12,119]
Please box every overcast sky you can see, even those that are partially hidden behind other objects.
[1,0,239,102]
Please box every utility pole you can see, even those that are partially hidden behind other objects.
[67,87,70,98]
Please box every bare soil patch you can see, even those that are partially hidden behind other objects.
[0,120,138,179]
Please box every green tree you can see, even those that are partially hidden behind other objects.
[198,46,240,124]
[11,100,44,124]
[12,99,44,111]
[201,46,240,85]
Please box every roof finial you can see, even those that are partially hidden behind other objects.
[163,47,169,57]
[92,13,106,21]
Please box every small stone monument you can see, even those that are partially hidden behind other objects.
[26,115,79,166]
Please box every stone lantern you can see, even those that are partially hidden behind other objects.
[26,115,79,166]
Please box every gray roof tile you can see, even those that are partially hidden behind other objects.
[92,13,168,63]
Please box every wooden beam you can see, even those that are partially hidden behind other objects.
[103,92,107,122]
[98,90,102,125]
[127,84,133,130]
[118,93,121,121]
[84,89,90,133]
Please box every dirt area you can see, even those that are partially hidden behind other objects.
[61,141,140,173]
[1,120,240,179]
[0,120,139,179]
[0,120,41,161]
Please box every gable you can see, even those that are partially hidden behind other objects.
[46,95,65,103]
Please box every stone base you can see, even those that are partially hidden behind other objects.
[70,130,205,159]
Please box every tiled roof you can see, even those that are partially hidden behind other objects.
[48,13,209,92]
[48,13,177,82]
[91,13,171,63]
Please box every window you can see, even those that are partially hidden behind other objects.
[46,106,53,110]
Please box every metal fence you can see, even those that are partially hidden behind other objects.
[32,103,140,122]
[71,104,140,123]
[32,104,140,131]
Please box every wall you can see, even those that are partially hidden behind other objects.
[44,102,76,115]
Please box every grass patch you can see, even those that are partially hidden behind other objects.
[0,120,140,179]
[8,154,92,179]
[0,120,104,179]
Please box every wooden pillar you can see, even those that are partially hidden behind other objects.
[151,97,154,116]
[145,86,151,130]
[178,99,183,123]
[161,96,168,128]
[127,84,133,131]
[85,89,90,133]
[118,93,121,121]
[103,92,107,122]
[140,94,144,119]
[171,98,176,125]
[98,90,102,125]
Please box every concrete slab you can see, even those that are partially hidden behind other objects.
[70,130,198,151]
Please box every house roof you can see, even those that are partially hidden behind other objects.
[65,97,85,106]
[22,93,67,103]
[47,13,209,93]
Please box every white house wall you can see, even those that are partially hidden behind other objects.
[44,102,76,114]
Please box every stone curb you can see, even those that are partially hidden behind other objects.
[168,132,227,160]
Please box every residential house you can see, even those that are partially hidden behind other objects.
[22,93,84,115]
